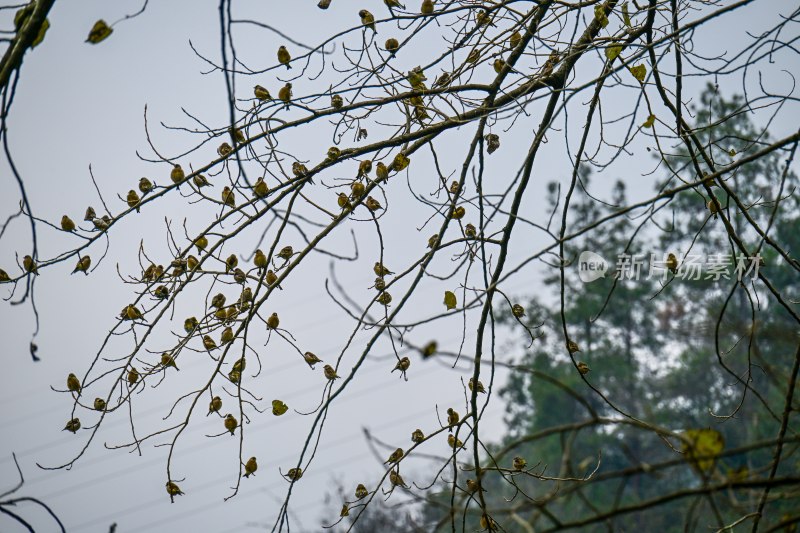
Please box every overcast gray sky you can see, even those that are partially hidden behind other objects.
[1,1,798,532]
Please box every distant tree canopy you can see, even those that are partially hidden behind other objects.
[1,1,799,532]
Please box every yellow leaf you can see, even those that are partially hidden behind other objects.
[622,3,632,27]
[594,5,609,28]
[629,64,647,83]
[642,114,656,128]
[31,18,49,48]
[444,291,457,310]
[682,428,724,474]
[272,399,288,416]
[86,20,113,44]
[605,44,623,62]
[14,6,49,48]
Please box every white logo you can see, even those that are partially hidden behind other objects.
[578,251,607,283]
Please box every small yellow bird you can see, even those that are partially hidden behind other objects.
[277,46,292,69]
[286,467,303,480]
[228,369,240,384]
[510,31,522,49]
[385,0,405,8]
[266,312,280,330]
[265,269,278,286]
[365,196,383,212]
[170,164,185,184]
[278,83,292,109]
[376,291,392,305]
[139,177,153,194]
[577,361,591,375]
[358,159,372,177]
[253,177,269,198]
[123,304,143,321]
[233,357,246,373]
[291,162,308,178]
[63,418,81,433]
[214,308,227,321]
[355,483,368,499]
[186,255,198,271]
[239,287,252,305]
[254,85,271,101]
[512,456,527,470]
[447,408,459,426]
[203,335,217,351]
[407,68,427,90]
[61,215,76,231]
[567,339,580,354]
[427,234,439,249]
[194,236,208,253]
[390,152,410,172]
[476,9,493,27]
[211,293,227,309]
[464,223,477,239]
[411,429,424,443]
[254,249,268,269]
[126,190,141,212]
[385,38,399,54]
[338,193,352,210]
[374,261,394,276]
[22,255,37,274]
[385,447,404,464]
[277,246,294,260]
[84,206,96,221]
[0,269,9,282]
[72,255,91,275]
[512,304,525,318]
[331,94,344,109]
[225,254,238,273]
[127,367,139,386]
[666,253,679,273]
[67,373,81,392]
[327,146,341,160]
[389,469,407,488]
[359,10,376,32]
[466,479,481,493]
[304,352,322,368]
[193,174,211,188]
[374,277,386,291]
[161,352,178,370]
[468,378,486,394]
[93,397,106,411]
[184,316,199,334]
[340,504,350,517]
[323,364,339,380]
[375,161,389,182]
[222,186,236,208]
[224,413,238,435]
[221,326,234,344]
[166,481,184,497]
[350,181,366,200]
[493,58,506,74]
[451,206,466,220]
[392,357,410,373]
[479,513,497,531]
[217,142,233,157]
[244,457,258,477]
[208,396,222,416]
[447,433,463,449]
[466,49,480,64]
[421,0,434,15]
